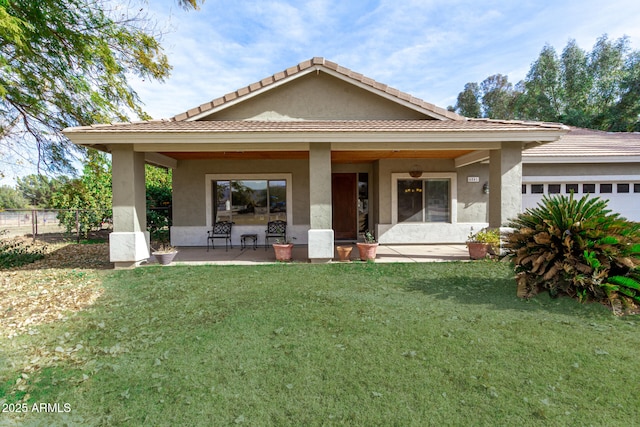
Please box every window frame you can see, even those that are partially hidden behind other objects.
[205,173,293,227]
[617,183,630,193]
[531,184,544,194]
[548,184,561,194]
[600,183,613,194]
[392,173,457,224]
[565,183,579,194]
[583,183,596,194]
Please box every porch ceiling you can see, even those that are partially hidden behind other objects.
[159,149,474,163]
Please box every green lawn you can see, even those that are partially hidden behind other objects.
[2,262,639,426]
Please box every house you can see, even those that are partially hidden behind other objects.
[63,57,568,268]
[522,127,640,221]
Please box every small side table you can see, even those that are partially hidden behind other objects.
[240,233,258,250]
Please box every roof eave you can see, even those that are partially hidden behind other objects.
[523,155,640,164]
[63,128,567,147]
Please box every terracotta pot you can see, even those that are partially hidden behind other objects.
[153,251,178,265]
[356,242,378,261]
[467,242,490,260]
[272,243,294,261]
[336,245,353,262]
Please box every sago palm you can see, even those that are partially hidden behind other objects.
[504,193,640,310]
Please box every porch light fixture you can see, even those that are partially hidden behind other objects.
[483,182,490,194]
[409,166,423,178]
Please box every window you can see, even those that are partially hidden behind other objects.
[531,184,544,194]
[214,179,287,225]
[548,184,561,194]
[618,183,630,193]
[397,178,450,223]
[566,183,578,194]
[521,184,527,194]
[583,183,596,193]
[600,183,612,194]
[635,183,640,193]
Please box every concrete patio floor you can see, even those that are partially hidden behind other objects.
[144,244,471,266]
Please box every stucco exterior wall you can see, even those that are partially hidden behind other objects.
[206,73,429,121]
[377,159,455,223]
[374,158,489,243]
[171,153,527,245]
[376,158,485,223]
[173,158,310,227]
[456,163,489,223]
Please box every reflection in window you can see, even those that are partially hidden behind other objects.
[531,184,544,194]
[397,179,450,223]
[398,180,422,222]
[548,184,561,194]
[358,173,369,232]
[213,179,286,225]
[600,183,612,194]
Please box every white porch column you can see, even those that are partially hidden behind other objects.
[109,145,149,268]
[308,143,334,263]
[489,143,523,228]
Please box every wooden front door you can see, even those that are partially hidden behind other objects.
[332,173,358,240]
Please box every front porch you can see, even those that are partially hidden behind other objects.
[144,244,470,266]
[64,58,568,268]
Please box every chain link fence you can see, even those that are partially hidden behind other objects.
[0,209,113,242]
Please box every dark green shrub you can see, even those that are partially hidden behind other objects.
[0,230,46,268]
[504,194,640,310]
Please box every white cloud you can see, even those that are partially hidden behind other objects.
[127,0,640,118]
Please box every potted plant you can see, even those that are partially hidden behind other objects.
[356,231,378,261]
[149,218,178,265]
[336,245,353,262]
[272,237,295,261]
[466,228,500,260]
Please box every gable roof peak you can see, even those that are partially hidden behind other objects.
[173,57,464,122]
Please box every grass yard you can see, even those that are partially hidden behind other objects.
[1,261,639,426]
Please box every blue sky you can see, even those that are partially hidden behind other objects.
[130,0,640,119]
[2,0,640,186]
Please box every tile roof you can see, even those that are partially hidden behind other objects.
[172,57,464,121]
[64,119,567,133]
[524,127,640,159]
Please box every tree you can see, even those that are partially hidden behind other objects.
[0,185,27,209]
[610,50,640,131]
[146,165,172,210]
[146,164,173,239]
[15,174,66,208]
[560,39,591,127]
[454,75,521,119]
[520,44,563,121]
[454,82,481,117]
[453,35,640,131]
[480,74,519,119]
[587,35,640,131]
[0,0,201,176]
[51,150,112,236]
[178,0,203,9]
[48,153,175,236]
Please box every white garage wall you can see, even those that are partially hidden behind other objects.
[522,175,640,221]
